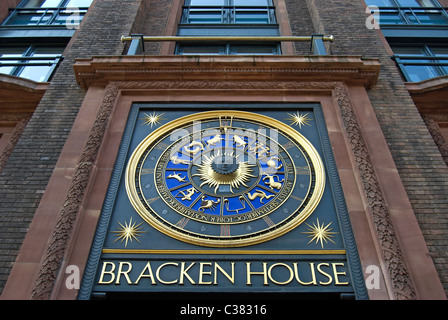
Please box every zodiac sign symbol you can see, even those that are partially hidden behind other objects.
[262,174,284,190]
[223,196,246,213]
[207,134,222,147]
[170,155,191,165]
[198,196,220,212]
[167,172,186,182]
[266,156,283,171]
[247,190,275,203]
[184,140,204,155]
[233,135,246,148]
[175,187,198,201]
[249,142,270,158]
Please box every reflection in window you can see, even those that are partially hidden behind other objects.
[392,45,448,82]
[365,0,448,25]
[2,0,93,26]
[0,46,64,82]
[176,43,280,55]
[182,0,276,24]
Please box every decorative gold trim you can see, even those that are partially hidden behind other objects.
[102,249,345,255]
[125,110,325,248]
[120,35,335,43]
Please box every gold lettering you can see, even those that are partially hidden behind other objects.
[246,262,268,286]
[214,262,235,284]
[179,262,196,285]
[198,262,213,285]
[293,262,317,285]
[332,263,349,285]
[268,263,294,285]
[156,262,178,285]
[116,262,133,285]
[317,263,332,285]
[98,261,115,285]
[135,262,156,285]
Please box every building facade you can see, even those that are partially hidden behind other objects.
[0,0,447,300]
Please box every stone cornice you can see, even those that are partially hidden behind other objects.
[405,75,448,113]
[73,55,381,90]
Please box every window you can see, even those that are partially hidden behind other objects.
[0,45,64,82]
[365,0,448,25]
[176,0,280,55]
[181,0,276,24]
[175,43,280,55]
[392,45,448,81]
[2,0,93,27]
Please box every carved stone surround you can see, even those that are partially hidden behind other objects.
[8,55,441,299]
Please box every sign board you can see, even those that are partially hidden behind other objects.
[79,103,367,300]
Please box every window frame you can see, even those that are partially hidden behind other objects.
[181,0,277,25]
[1,0,92,27]
[175,42,281,55]
[0,44,64,82]
[366,0,448,26]
[391,43,448,81]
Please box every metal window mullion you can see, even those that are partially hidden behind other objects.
[225,6,231,23]
[47,7,61,25]
[392,56,413,81]
[425,45,447,76]
[398,7,414,24]
[409,7,422,24]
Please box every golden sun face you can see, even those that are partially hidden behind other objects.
[193,150,256,194]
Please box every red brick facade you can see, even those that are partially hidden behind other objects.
[0,0,447,300]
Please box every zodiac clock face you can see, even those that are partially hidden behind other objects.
[125,111,325,247]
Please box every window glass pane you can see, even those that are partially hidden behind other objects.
[21,0,63,8]
[234,0,270,6]
[189,0,224,6]
[406,10,448,24]
[186,10,223,23]
[18,47,63,82]
[401,65,438,81]
[396,0,434,6]
[65,0,93,7]
[178,45,225,55]
[231,44,278,55]
[0,48,27,76]
[378,11,404,24]
[234,10,269,23]
[7,10,53,25]
[392,46,438,81]
[365,0,394,7]
[431,47,448,74]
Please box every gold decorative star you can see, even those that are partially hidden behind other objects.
[141,112,164,128]
[112,218,146,247]
[303,218,337,248]
[287,112,312,129]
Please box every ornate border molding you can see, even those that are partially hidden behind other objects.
[73,55,381,90]
[31,82,120,300]
[0,115,31,173]
[334,83,416,300]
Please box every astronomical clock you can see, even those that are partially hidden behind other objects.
[125,110,324,247]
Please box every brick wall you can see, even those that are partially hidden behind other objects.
[0,0,148,294]
[1,0,447,297]
[300,0,448,295]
